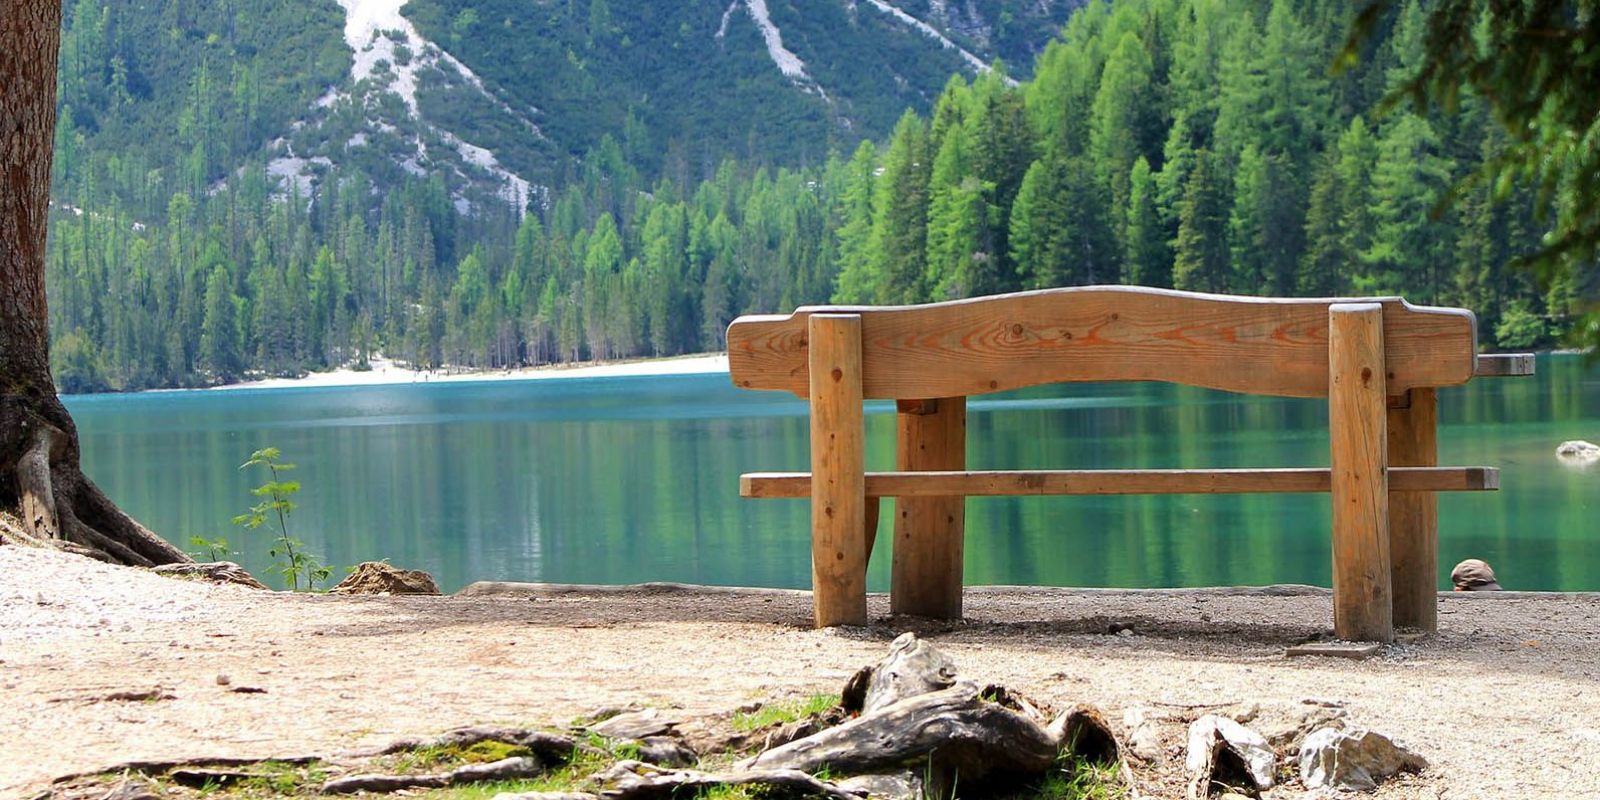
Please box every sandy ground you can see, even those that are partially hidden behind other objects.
[3,546,1599,799]
[196,354,730,392]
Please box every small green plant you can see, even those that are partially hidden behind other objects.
[186,535,233,561]
[233,447,331,591]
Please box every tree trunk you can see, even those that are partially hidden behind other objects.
[0,0,187,566]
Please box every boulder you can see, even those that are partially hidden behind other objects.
[1186,714,1276,795]
[329,561,440,595]
[1556,440,1600,462]
[152,561,268,590]
[1298,727,1427,791]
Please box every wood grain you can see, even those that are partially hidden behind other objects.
[807,314,868,627]
[1388,388,1438,632]
[727,287,1477,400]
[741,467,1497,498]
[1328,303,1394,643]
[891,397,966,619]
[1474,353,1536,377]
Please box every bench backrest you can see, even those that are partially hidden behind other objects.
[726,286,1478,399]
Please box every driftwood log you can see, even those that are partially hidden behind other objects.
[841,631,959,714]
[743,681,1060,778]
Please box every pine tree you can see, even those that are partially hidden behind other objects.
[832,141,878,303]
[1172,150,1231,293]
[1126,157,1170,287]
[868,112,932,304]
[199,264,242,382]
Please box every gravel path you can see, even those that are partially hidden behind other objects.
[3,546,1598,798]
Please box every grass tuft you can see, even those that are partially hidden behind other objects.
[730,694,840,732]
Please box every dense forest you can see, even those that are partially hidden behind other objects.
[45,0,1570,392]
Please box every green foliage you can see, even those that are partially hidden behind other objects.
[1346,0,1600,347]
[187,535,233,562]
[1495,301,1548,350]
[233,448,330,591]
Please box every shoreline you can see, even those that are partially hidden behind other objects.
[170,353,731,393]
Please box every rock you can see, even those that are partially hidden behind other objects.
[1121,707,1165,764]
[1556,440,1600,462]
[1266,706,1346,754]
[152,561,268,589]
[100,780,160,800]
[590,708,675,740]
[1185,714,1276,794]
[636,736,697,768]
[329,561,441,595]
[1298,727,1427,791]
[215,673,231,686]
[836,772,925,800]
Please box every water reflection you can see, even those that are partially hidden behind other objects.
[65,356,1599,592]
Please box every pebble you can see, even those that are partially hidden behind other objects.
[215,673,231,686]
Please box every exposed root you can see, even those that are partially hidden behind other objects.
[17,425,57,538]
[1,399,188,567]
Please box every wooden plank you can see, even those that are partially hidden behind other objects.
[891,396,966,619]
[808,313,867,627]
[1328,303,1394,643]
[727,287,1478,400]
[1285,642,1382,660]
[1388,388,1438,632]
[740,467,1499,498]
[1475,352,1536,377]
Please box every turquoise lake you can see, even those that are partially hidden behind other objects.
[62,355,1599,592]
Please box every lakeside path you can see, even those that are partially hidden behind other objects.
[4,546,1599,798]
[198,353,731,392]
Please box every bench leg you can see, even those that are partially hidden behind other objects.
[1388,388,1438,632]
[808,313,867,627]
[891,397,966,618]
[1328,304,1394,643]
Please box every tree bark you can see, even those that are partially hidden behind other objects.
[0,0,187,565]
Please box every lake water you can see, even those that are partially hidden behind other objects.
[62,355,1599,593]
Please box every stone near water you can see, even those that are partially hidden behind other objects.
[1185,714,1276,794]
[1298,727,1427,791]
[329,561,441,595]
[152,561,267,589]
[1555,440,1600,462]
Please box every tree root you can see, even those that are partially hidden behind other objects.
[321,756,545,794]
[1,403,188,567]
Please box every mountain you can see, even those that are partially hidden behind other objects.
[52,0,1077,221]
[46,0,1560,395]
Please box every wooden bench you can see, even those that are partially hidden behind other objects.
[726,287,1534,642]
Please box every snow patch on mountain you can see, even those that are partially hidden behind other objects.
[860,0,1007,80]
[264,0,536,214]
[717,0,829,100]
